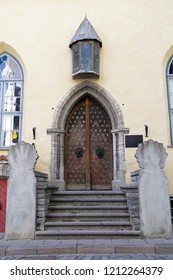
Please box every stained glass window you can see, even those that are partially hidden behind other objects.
[0,53,23,148]
[80,42,92,71]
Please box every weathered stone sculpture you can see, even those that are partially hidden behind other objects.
[5,142,38,240]
[135,139,172,238]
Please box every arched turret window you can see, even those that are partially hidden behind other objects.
[0,52,24,148]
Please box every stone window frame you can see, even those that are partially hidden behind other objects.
[47,81,129,189]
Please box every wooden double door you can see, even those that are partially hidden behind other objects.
[65,96,113,190]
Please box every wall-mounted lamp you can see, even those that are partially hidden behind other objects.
[144,125,148,137]
[32,127,36,140]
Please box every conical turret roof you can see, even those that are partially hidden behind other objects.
[69,16,102,47]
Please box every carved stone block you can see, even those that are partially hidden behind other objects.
[135,139,172,238]
[5,142,38,240]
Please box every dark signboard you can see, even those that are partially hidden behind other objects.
[125,135,143,148]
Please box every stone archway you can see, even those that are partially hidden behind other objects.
[47,81,129,190]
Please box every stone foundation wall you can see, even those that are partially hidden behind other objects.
[35,172,50,231]
[36,172,58,231]
[121,185,140,231]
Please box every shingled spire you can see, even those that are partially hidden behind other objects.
[69,15,102,47]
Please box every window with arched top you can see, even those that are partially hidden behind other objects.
[0,52,24,148]
[166,57,173,145]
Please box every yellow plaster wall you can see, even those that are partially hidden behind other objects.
[0,0,173,192]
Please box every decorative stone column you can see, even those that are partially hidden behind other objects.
[47,128,66,190]
[135,139,172,238]
[5,141,38,240]
[111,128,129,189]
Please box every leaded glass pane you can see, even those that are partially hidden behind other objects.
[168,78,173,91]
[0,54,22,80]
[2,115,12,147]
[93,42,99,74]
[2,115,20,146]
[2,131,11,147]
[169,61,173,75]
[3,82,22,112]
[3,115,12,130]
[169,93,173,109]
[170,110,173,144]
[168,79,173,109]
[0,82,2,111]
[81,42,92,71]
[73,44,79,73]
[13,116,19,130]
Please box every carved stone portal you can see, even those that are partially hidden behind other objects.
[5,142,38,240]
[135,139,172,238]
[47,81,129,189]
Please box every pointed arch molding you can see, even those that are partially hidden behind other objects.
[0,42,26,73]
[47,81,129,189]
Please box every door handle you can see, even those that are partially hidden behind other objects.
[75,147,84,158]
[96,148,104,158]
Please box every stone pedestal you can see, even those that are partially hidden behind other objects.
[135,139,172,238]
[5,142,38,240]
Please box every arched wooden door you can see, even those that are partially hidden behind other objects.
[65,96,113,190]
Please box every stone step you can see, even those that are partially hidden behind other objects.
[35,230,141,240]
[52,190,125,195]
[38,190,140,240]
[51,191,126,200]
[44,221,133,230]
[46,212,130,222]
[121,185,138,193]
[49,197,127,207]
[48,205,129,213]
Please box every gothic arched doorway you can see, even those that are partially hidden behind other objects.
[65,96,113,190]
[47,81,129,190]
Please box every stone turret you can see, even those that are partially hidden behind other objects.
[69,16,102,78]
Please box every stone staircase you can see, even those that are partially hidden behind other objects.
[35,189,141,239]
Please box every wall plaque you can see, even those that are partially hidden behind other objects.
[125,135,143,148]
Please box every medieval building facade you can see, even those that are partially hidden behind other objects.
[0,0,173,237]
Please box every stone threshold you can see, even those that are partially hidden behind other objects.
[1,238,173,256]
